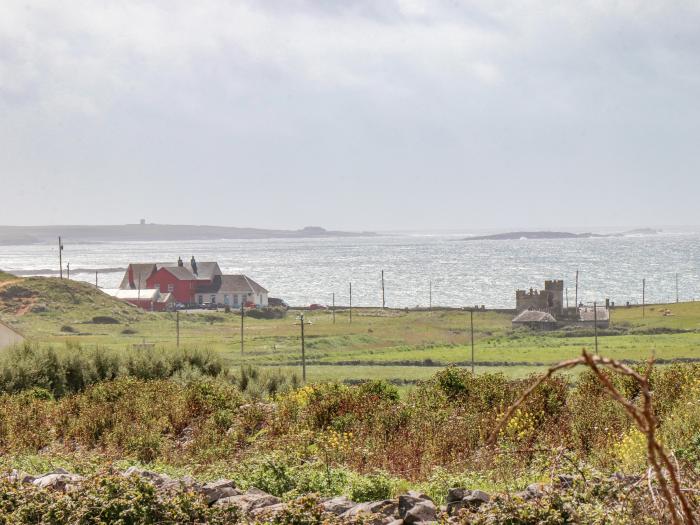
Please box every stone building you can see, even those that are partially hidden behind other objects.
[515,280,564,316]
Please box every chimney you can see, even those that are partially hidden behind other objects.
[178,257,184,267]
[190,256,198,276]
[128,265,134,288]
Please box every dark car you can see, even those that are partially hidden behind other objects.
[268,297,289,309]
[202,302,218,310]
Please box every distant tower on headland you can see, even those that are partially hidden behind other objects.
[140,219,146,225]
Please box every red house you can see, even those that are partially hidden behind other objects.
[120,257,222,304]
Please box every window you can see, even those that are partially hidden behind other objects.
[211,295,216,304]
[224,295,229,305]
[198,295,203,304]
[167,284,174,292]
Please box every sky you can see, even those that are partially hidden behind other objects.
[1,0,699,231]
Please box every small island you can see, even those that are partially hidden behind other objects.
[462,229,660,241]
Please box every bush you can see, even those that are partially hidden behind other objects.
[348,471,396,502]
[91,316,120,324]
[245,307,287,320]
[60,325,76,333]
[0,343,225,397]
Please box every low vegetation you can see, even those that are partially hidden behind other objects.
[0,358,699,521]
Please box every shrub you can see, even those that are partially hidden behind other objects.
[245,307,287,320]
[91,316,120,324]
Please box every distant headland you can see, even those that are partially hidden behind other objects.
[462,228,660,241]
[0,224,377,245]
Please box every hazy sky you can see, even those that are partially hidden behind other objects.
[1,1,699,231]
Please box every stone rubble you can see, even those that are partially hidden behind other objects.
[23,467,645,523]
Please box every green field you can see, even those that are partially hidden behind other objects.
[2,276,700,384]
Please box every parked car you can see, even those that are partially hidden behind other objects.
[309,303,327,310]
[268,297,289,309]
[202,302,218,310]
[244,301,257,308]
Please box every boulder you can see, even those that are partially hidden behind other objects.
[214,487,281,514]
[200,479,240,504]
[122,466,170,486]
[463,490,490,508]
[322,495,356,515]
[32,470,84,491]
[403,500,437,524]
[341,500,398,524]
[446,488,467,502]
[398,491,432,518]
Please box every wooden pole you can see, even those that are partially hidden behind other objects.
[381,270,385,309]
[349,282,352,324]
[300,313,306,382]
[565,288,569,311]
[332,292,335,324]
[66,262,70,280]
[594,301,598,355]
[642,278,646,318]
[676,273,679,303]
[470,309,475,374]
[95,271,98,288]
[429,280,432,311]
[240,304,244,355]
[176,310,180,348]
[58,237,63,279]
[574,269,579,308]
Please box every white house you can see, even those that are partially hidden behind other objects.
[195,275,269,307]
[0,319,25,350]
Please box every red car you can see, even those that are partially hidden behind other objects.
[309,303,327,310]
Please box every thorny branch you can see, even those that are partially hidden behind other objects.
[488,350,697,525]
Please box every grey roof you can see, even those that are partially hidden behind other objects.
[159,265,196,280]
[120,261,221,289]
[512,310,557,323]
[157,261,221,281]
[119,264,157,289]
[197,274,268,294]
[578,306,610,322]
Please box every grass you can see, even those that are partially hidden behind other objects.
[3,275,700,384]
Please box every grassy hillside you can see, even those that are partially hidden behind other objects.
[0,276,146,334]
[3,276,700,385]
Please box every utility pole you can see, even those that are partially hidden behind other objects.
[240,304,245,356]
[332,293,335,324]
[594,301,598,355]
[95,271,98,288]
[574,269,579,309]
[565,288,569,311]
[642,278,646,318]
[381,270,385,309]
[66,262,70,280]
[176,310,180,348]
[470,308,475,374]
[58,237,64,279]
[676,273,679,303]
[296,314,312,382]
[429,280,432,311]
[349,282,352,324]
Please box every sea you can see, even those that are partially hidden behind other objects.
[1,232,699,309]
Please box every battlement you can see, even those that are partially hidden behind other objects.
[516,279,564,316]
[544,280,564,291]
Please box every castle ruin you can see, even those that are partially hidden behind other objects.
[515,280,564,316]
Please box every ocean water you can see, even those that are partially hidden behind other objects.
[1,233,699,308]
